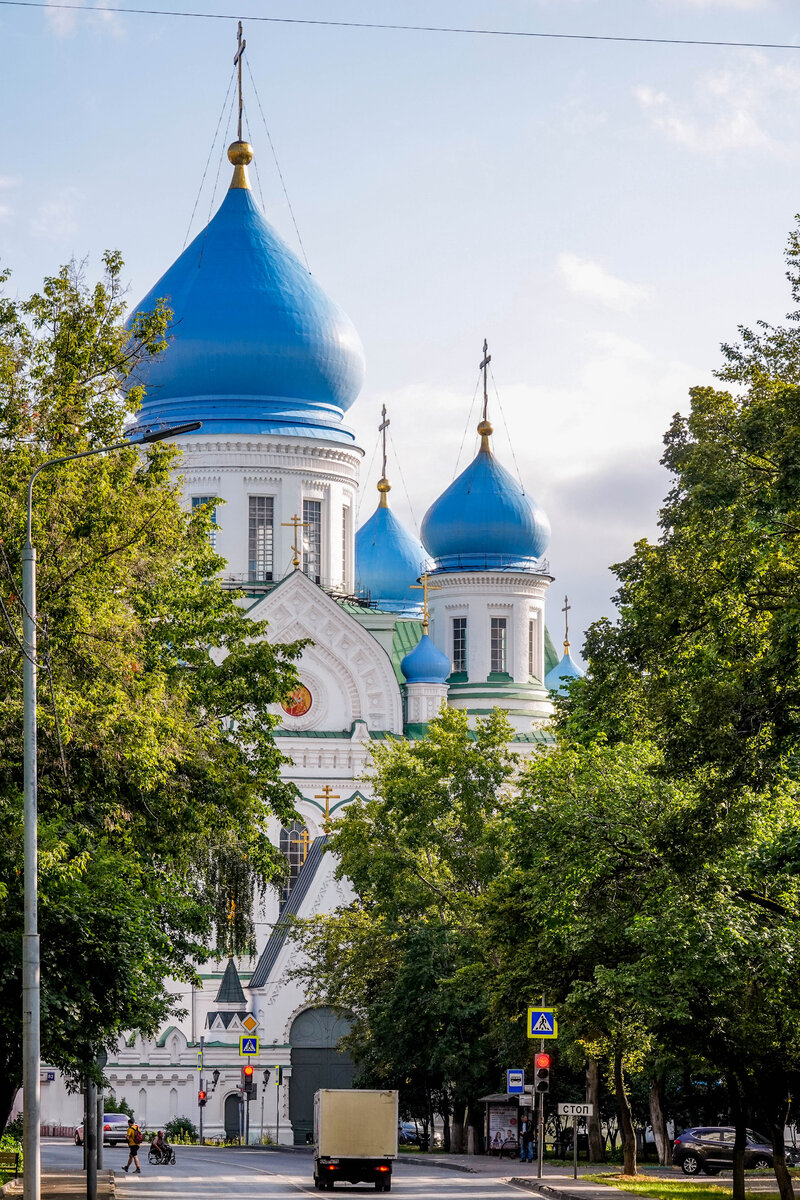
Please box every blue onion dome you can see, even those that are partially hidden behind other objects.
[420,419,550,571]
[128,141,365,443]
[355,479,428,613]
[401,633,451,685]
[545,643,584,695]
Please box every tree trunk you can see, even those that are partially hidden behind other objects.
[614,1049,637,1176]
[762,1097,794,1200]
[649,1073,670,1166]
[0,1074,21,1136]
[587,1059,605,1163]
[451,1103,465,1154]
[729,1073,747,1200]
[442,1103,451,1153]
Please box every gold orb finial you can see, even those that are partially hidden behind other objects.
[227,141,254,189]
[477,418,493,451]
[377,476,391,507]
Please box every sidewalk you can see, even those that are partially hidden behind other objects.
[398,1153,656,1200]
[1,1168,114,1199]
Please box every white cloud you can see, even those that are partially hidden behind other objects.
[45,0,123,37]
[636,52,800,155]
[0,206,11,222]
[30,191,79,240]
[556,253,650,312]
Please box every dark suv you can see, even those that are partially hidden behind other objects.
[672,1127,795,1175]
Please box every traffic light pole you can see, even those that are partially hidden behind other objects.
[537,994,545,1179]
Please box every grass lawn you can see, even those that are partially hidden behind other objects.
[582,1174,783,1200]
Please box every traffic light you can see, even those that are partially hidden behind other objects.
[198,1090,207,1108]
[242,1063,255,1096]
[535,1052,551,1094]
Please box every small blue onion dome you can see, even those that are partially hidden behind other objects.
[128,141,365,443]
[545,645,584,694]
[401,633,451,685]
[355,480,428,613]
[420,421,550,571]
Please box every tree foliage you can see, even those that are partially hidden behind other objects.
[0,253,302,1126]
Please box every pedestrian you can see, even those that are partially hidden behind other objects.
[123,1118,143,1173]
[520,1120,535,1164]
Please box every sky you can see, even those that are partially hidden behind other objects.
[3,0,800,656]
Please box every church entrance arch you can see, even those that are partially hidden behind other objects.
[289,1007,355,1145]
[224,1092,243,1143]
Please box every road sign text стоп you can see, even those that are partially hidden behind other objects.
[557,1103,594,1116]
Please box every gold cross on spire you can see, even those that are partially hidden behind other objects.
[562,594,571,653]
[478,338,493,449]
[234,21,247,143]
[410,571,441,634]
[377,405,392,507]
[282,513,308,570]
[479,338,491,423]
[314,785,340,833]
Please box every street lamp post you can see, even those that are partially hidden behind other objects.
[22,421,201,1200]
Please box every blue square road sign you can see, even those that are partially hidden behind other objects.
[239,1035,259,1055]
[526,1008,557,1039]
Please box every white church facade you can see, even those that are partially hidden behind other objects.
[36,130,583,1146]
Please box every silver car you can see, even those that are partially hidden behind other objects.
[74,1113,130,1147]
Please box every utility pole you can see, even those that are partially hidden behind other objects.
[198,1036,204,1146]
[86,1078,97,1200]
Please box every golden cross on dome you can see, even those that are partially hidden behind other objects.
[410,571,441,634]
[379,405,390,479]
[300,827,310,861]
[377,405,391,507]
[233,22,247,143]
[314,785,340,833]
[479,338,492,424]
[282,513,308,570]
[562,594,571,652]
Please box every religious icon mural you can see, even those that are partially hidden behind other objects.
[281,684,313,718]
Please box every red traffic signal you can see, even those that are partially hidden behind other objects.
[198,1089,207,1107]
[536,1053,551,1069]
[198,1090,206,1101]
[243,1064,254,1078]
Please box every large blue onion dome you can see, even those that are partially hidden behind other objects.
[355,479,428,613]
[420,420,550,572]
[128,141,365,443]
[400,632,451,685]
[545,643,584,694]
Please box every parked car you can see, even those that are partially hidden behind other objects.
[74,1114,130,1147]
[672,1127,800,1175]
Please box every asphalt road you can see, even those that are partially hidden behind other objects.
[42,1140,525,1198]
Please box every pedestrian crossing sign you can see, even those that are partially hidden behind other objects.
[527,1008,557,1039]
[239,1035,259,1055]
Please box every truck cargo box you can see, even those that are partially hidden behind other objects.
[314,1088,398,1160]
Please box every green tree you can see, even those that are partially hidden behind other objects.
[293,707,518,1149]
[0,254,302,1126]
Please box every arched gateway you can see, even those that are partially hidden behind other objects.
[289,1007,355,1144]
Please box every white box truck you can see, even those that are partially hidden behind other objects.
[313,1088,398,1191]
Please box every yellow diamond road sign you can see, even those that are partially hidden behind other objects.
[242,1015,258,1034]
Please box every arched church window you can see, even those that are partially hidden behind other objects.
[302,500,322,584]
[280,821,309,905]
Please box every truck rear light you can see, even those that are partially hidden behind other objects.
[376,1165,390,1172]
[674,1139,681,1145]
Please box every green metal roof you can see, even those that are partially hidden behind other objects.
[391,619,424,683]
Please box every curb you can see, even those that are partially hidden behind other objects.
[398,1157,478,1174]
